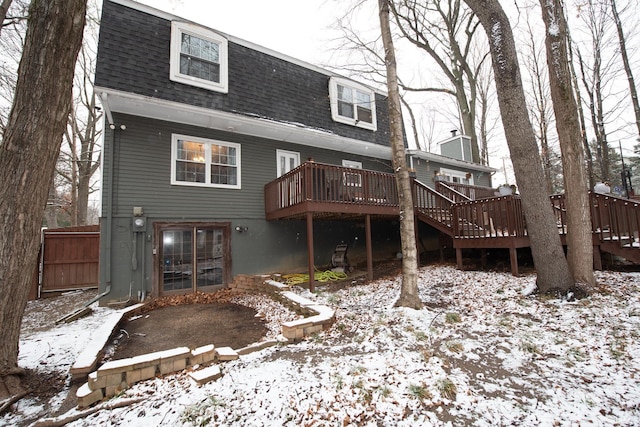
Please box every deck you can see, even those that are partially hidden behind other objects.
[265,162,640,285]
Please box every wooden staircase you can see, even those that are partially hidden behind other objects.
[416,181,640,273]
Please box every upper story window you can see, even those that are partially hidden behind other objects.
[170,21,228,93]
[171,134,240,189]
[329,77,377,131]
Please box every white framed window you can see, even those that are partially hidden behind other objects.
[439,168,473,186]
[329,77,377,131]
[342,160,363,169]
[342,160,363,187]
[276,149,300,177]
[171,134,240,188]
[170,21,228,93]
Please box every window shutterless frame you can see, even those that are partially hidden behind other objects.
[329,77,377,131]
[439,167,474,185]
[171,134,241,189]
[170,21,229,93]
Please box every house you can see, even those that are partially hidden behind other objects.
[95,0,494,304]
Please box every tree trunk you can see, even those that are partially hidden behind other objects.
[378,0,422,310]
[76,180,89,225]
[540,0,596,290]
[0,0,86,398]
[566,30,594,189]
[0,0,13,35]
[463,0,574,294]
[610,0,640,140]
[44,180,59,229]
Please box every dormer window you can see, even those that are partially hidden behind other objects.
[170,21,228,93]
[329,77,377,131]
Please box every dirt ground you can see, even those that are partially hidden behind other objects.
[12,258,407,421]
[108,295,268,361]
[106,259,407,360]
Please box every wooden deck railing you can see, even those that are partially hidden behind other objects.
[264,162,399,217]
[435,181,472,203]
[549,194,568,236]
[452,195,526,239]
[439,181,497,200]
[265,167,640,261]
[550,192,640,244]
[589,193,640,248]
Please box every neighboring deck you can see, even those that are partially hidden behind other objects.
[265,162,640,281]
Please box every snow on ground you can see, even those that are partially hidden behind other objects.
[3,265,640,426]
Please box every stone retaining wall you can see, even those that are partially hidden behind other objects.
[75,277,335,408]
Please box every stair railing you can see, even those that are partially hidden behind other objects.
[437,181,498,200]
[435,181,472,203]
[412,179,455,232]
[590,192,640,249]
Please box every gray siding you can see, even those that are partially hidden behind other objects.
[99,113,400,302]
[106,113,393,219]
[410,156,492,189]
[439,141,462,161]
[463,141,472,163]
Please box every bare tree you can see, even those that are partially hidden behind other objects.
[574,0,622,184]
[0,0,28,137]
[0,0,13,35]
[59,16,102,225]
[400,95,425,150]
[378,0,422,309]
[3,0,101,226]
[476,58,496,167]
[462,0,574,294]
[522,15,556,194]
[0,0,86,397]
[540,0,596,289]
[331,10,428,150]
[391,0,488,164]
[566,19,595,190]
[610,0,640,141]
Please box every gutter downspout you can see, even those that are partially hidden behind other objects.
[98,92,115,303]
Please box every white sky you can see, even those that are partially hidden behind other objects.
[135,0,340,66]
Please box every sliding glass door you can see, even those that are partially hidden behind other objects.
[159,224,228,295]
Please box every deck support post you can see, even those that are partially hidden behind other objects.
[306,212,315,292]
[414,215,420,266]
[593,245,602,270]
[480,249,487,268]
[456,247,463,270]
[439,234,448,262]
[509,247,519,276]
[365,214,373,280]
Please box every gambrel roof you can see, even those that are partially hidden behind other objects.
[95,0,393,159]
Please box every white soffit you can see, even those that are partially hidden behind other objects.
[406,149,496,172]
[99,89,391,160]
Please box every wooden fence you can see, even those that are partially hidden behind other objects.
[30,225,100,299]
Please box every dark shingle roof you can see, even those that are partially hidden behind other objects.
[95,0,390,146]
